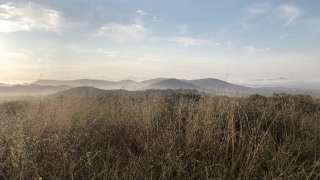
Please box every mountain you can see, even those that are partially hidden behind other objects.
[186,78,256,95]
[53,87,203,98]
[32,79,114,89]
[9,78,317,97]
[32,79,142,90]
[141,78,168,85]
[144,78,201,90]
[109,80,141,90]
[142,78,256,95]
[52,86,107,97]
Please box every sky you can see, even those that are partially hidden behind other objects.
[0,0,320,84]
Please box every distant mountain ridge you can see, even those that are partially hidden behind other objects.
[33,79,114,87]
[0,78,318,97]
[32,79,141,90]
[32,78,254,94]
[31,78,320,96]
[144,78,201,90]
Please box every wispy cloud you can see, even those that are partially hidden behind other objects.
[243,46,258,53]
[96,49,120,57]
[136,9,146,16]
[95,23,148,42]
[0,2,66,33]
[169,36,204,47]
[241,3,302,29]
[243,45,271,54]
[260,46,271,52]
[214,42,222,47]
[245,3,271,19]
[278,5,303,25]
[240,3,271,31]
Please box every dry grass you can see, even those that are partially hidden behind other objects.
[0,91,319,179]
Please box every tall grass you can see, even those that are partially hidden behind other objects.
[0,91,319,179]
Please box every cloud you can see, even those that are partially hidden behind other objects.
[240,3,271,31]
[243,46,257,53]
[136,9,146,16]
[169,36,204,47]
[0,2,66,33]
[96,23,148,42]
[214,42,221,47]
[97,49,120,57]
[0,43,35,61]
[243,45,271,53]
[278,5,302,25]
[241,3,302,29]
[246,3,271,18]
[259,46,271,52]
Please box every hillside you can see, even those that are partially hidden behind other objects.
[32,79,142,90]
[141,78,168,85]
[52,86,107,97]
[186,78,256,94]
[1,92,319,179]
[144,78,201,90]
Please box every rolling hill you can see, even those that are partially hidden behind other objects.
[52,86,107,97]
[32,78,252,93]
[32,79,114,89]
[144,78,201,90]
[32,79,142,90]
[0,78,317,97]
[141,78,168,85]
[186,78,256,94]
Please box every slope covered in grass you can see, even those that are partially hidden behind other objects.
[0,91,319,179]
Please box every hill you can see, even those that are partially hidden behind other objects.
[32,79,114,89]
[32,79,142,90]
[52,86,107,97]
[186,78,256,94]
[141,78,168,85]
[7,77,317,97]
[144,78,201,90]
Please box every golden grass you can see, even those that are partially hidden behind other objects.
[0,91,319,179]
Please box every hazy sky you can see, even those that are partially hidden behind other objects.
[0,0,319,84]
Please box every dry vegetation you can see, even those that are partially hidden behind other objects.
[0,90,320,179]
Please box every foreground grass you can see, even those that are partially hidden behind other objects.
[0,91,319,179]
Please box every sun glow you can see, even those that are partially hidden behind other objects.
[0,20,12,32]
